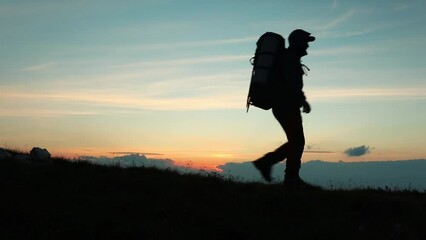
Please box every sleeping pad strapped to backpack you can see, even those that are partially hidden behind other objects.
[246,32,285,112]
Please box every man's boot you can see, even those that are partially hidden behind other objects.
[284,172,321,190]
[252,153,277,182]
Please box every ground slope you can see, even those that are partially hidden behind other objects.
[1,153,425,240]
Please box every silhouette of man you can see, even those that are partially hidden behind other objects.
[253,29,315,187]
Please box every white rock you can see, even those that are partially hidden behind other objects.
[30,147,53,165]
[30,147,51,160]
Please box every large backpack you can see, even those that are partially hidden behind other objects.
[246,32,285,112]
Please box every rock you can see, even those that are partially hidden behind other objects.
[0,148,13,160]
[30,147,51,160]
[30,147,53,165]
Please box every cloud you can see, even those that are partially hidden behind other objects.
[344,145,371,157]
[21,62,56,72]
[305,145,335,154]
[109,152,164,156]
[111,54,249,69]
[88,33,257,53]
[392,3,411,12]
[310,46,380,56]
[2,85,425,117]
[0,68,248,113]
[304,151,335,154]
[58,35,257,54]
[81,154,175,169]
[331,0,338,9]
[0,107,96,118]
[121,36,258,52]
[316,9,356,31]
[309,88,426,102]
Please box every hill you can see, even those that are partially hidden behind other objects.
[1,150,426,239]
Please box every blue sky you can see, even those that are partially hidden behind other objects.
[1,0,425,169]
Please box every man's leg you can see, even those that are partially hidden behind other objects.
[282,112,304,181]
[272,107,305,181]
[252,108,291,182]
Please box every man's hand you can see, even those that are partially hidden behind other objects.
[302,100,311,113]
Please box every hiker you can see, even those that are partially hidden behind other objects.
[253,29,316,188]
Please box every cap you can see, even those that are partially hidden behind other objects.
[288,29,316,45]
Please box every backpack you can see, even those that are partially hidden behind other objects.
[246,32,285,112]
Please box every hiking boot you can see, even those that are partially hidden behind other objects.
[284,176,322,191]
[252,153,275,182]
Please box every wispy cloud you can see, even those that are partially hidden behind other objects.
[142,70,247,96]
[109,152,164,156]
[2,85,425,116]
[331,0,338,9]
[0,88,244,113]
[316,2,421,39]
[390,2,415,12]
[310,88,426,101]
[108,35,258,52]
[0,107,96,118]
[21,62,56,72]
[66,35,258,54]
[310,46,379,56]
[111,54,250,68]
[305,144,335,154]
[316,9,356,31]
[304,151,335,154]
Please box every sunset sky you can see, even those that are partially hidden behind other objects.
[1,0,425,170]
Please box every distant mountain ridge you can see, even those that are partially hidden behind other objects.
[302,159,426,190]
[218,159,426,191]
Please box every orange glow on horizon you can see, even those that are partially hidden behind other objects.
[34,147,426,173]
[49,147,227,172]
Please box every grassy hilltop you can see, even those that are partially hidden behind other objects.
[1,149,426,240]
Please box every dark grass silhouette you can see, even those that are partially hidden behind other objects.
[1,149,426,239]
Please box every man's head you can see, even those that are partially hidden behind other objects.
[288,29,315,56]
